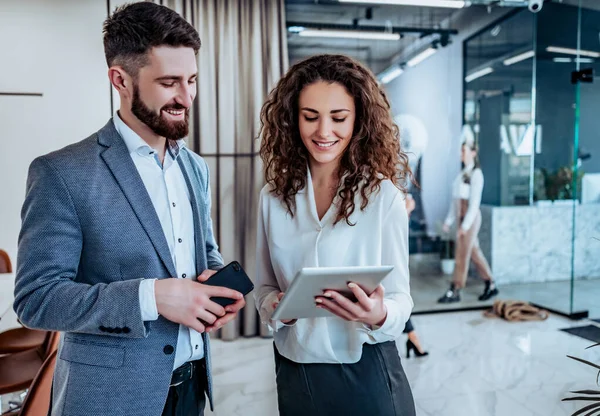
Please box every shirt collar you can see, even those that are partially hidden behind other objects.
[112,111,185,159]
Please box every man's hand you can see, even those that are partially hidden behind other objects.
[315,283,387,327]
[199,269,246,333]
[206,297,246,333]
[155,274,243,334]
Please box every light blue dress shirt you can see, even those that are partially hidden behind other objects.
[113,112,204,369]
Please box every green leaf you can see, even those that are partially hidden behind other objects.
[586,343,600,350]
[563,397,600,402]
[567,355,600,371]
[569,402,600,416]
[582,407,600,416]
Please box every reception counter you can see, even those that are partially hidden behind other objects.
[479,203,600,284]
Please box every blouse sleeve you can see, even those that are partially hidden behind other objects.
[366,191,414,342]
[254,189,288,332]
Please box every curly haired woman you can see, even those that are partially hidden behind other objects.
[254,54,416,416]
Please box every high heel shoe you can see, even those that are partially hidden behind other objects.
[406,339,429,358]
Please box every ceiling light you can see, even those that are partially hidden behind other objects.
[503,50,535,66]
[552,57,594,63]
[546,46,600,58]
[465,67,493,83]
[406,47,437,67]
[379,67,404,84]
[297,29,400,41]
[339,0,466,9]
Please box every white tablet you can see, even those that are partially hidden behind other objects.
[271,265,394,321]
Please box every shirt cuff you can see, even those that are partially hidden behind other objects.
[262,291,297,332]
[357,302,400,341]
[139,278,159,321]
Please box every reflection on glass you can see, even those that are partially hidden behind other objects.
[462,3,600,317]
[464,10,535,207]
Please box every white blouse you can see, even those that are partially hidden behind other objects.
[444,164,484,231]
[254,170,413,364]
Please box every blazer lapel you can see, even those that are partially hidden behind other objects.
[97,120,177,278]
[177,151,207,275]
[178,151,214,410]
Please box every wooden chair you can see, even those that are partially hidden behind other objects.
[2,350,57,416]
[0,328,48,355]
[0,250,12,274]
[0,248,48,355]
[0,331,59,396]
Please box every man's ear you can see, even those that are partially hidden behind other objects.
[108,66,133,99]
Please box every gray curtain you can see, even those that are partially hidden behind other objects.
[153,0,288,339]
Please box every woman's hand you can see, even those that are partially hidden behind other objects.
[272,292,296,325]
[315,283,387,327]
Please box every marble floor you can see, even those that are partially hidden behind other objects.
[409,257,600,318]
[205,311,600,416]
[1,310,598,415]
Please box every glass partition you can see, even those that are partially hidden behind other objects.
[463,2,599,318]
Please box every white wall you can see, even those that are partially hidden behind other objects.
[384,7,510,236]
[0,0,112,264]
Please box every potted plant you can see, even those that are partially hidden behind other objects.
[562,342,600,414]
[562,237,600,414]
[538,165,584,202]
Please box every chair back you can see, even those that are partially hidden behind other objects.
[0,249,12,273]
[18,349,57,416]
[39,331,60,359]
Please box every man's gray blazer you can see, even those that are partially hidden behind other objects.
[14,119,223,416]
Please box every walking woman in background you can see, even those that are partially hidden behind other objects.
[438,139,498,304]
[255,54,416,416]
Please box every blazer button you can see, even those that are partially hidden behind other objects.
[163,345,174,355]
[99,326,106,332]
[114,328,123,334]
[122,327,131,334]
[107,327,115,333]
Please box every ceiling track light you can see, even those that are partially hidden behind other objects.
[339,0,466,9]
[297,29,400,41]
[546,46,600,58]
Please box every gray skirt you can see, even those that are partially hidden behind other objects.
[274,341,416,416]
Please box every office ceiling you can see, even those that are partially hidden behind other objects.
[284,0,600,75]
[285,0,463,74]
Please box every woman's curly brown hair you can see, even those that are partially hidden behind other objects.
[258,54,412,226]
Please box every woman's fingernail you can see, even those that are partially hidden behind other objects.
[324,292,332,297]
[348,283,357,289]
[315,298,323,304]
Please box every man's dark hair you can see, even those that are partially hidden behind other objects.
[103,2,201,77]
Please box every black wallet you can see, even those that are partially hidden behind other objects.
[204,261,254,307]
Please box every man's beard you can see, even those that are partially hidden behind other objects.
[131,84,189,141]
